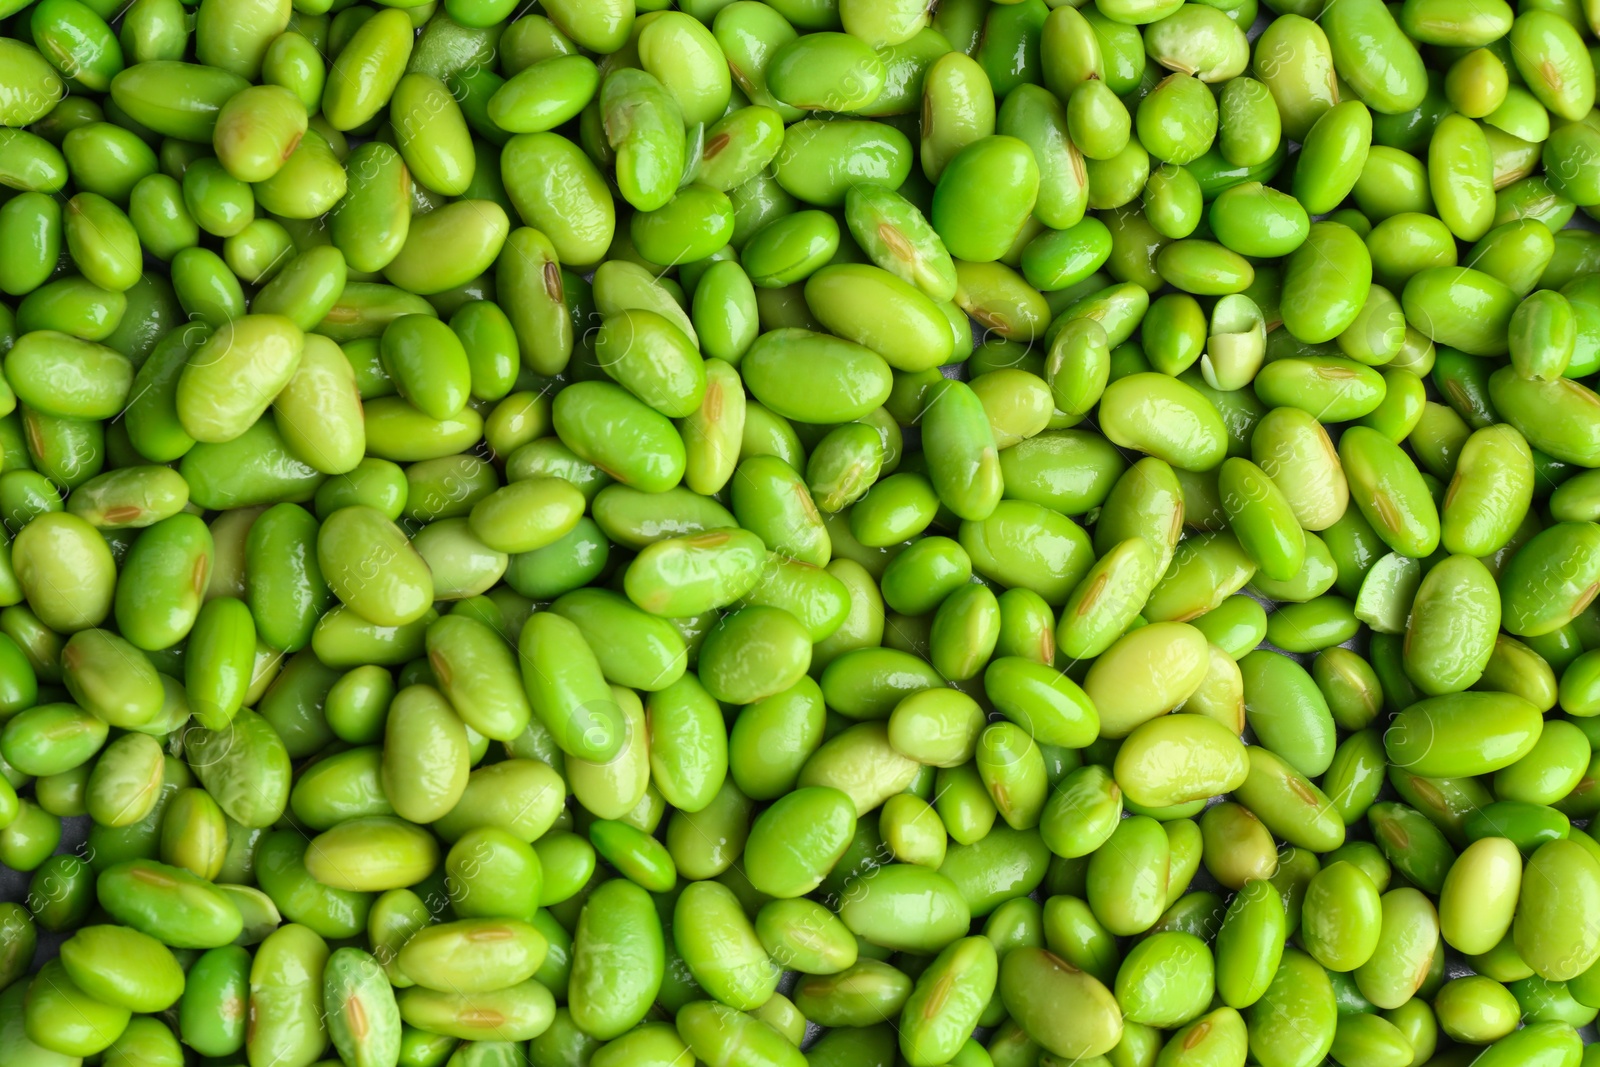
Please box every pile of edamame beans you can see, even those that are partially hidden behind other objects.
[4,0,1600,1063]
